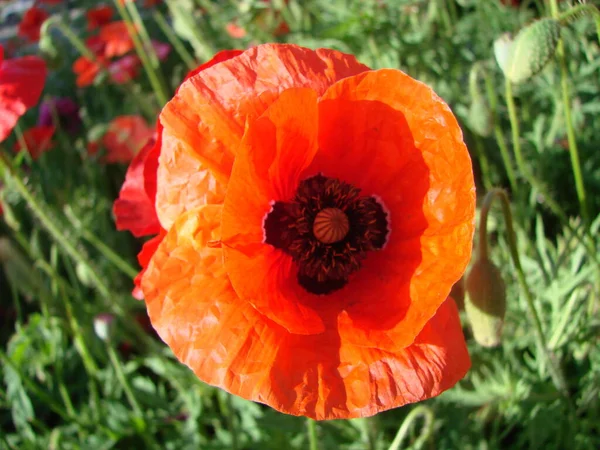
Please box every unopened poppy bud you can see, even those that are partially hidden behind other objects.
[465,258,506,347]
[94,313,115,342]
[497,19,561,84]
[468,97,493,137]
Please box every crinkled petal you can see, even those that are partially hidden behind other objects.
[157,44,368,229]
[308,69,475,350]
[143,206,470,419]
[221,88,325,335]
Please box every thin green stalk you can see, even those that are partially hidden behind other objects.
[388,405,434,450]
[107,343,160,449]
[504,78,527,172]
[547,0,590,226]
[483,71,517,193]
[481,189,568,396]
[64,206,138,278]
[47,18,157,117]
[113,0,169,106]
[124,0,160,68]
[307,418,319,450]
[153,10,197,70]
[0,155,110,299]
[474,136,493,192]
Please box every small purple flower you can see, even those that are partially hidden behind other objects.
[38,97,82,135]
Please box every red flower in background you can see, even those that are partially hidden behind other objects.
[0,46,47,142]
[18,6,49,42]
[87,5,114,30]
[72,56,104,87]
[89,115,154,163]
[99,21,136,58]
[13,126,55,160]
[72,21,170,87]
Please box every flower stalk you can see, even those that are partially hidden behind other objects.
[112,0,169,106]
[388,405,434,450]
[547,0,590,227]
[480,189,568,396]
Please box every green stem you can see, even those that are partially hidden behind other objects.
[474,136,493,192]
[480,189,568,396]
[63,206,138,278]
[0,155,110,299]
[153,10,197,70]
[504,78,527,173]
[107,343,159,449]
[388,405,434,450]
[48,18,157,117]
[112,0,169,106]
[557,4,600,34]
[125,0,160,68]
[307,418,319,450]
[483,71,517,193]
[548,0,590,226]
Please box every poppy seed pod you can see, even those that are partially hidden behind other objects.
[497,18,561,84]
[465,258,506,347]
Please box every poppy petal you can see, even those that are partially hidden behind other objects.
[113,137,162,237]
[0,53,47,142]
[309,69,475,350]
[143,206,469,419]
[157,44,368,228]
[221,87,325,335]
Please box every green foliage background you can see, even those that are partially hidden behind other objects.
[1,0,599,449]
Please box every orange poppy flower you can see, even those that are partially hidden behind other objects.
[87,5,114,30]
[89,115,153,163]
[138,44,475,420]
[18,6,49,42]
[13,126,55,160]
[0,46,47,142]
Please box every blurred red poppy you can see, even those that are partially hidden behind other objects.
[89,115,154,163]
[72,56,105,87]
[99,21,136,58]
[136,44,474,419]
[13,126,55,160]
[0,46,47,142]
[113,134,162,237]
[226,22,247,39]
[87,5,114,30]
[18,6,49,42]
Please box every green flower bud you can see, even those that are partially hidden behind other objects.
[465,258,506,347]
[468,97,493,137]
[497,19,561,84]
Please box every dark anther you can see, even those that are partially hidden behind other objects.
[263,174,389,295]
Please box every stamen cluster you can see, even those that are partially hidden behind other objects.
[264,174,389,294]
